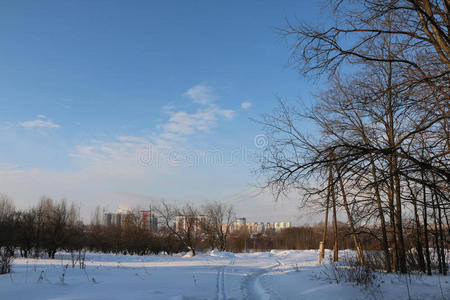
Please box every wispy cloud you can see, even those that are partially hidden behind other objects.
[69,83,235,174]
[241,101,252,109]
[184,84,216,105]
[159,84,234,140]
[162,106,234,136]
[19,116,60,129]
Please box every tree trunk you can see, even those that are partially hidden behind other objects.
[331,166,339,262]
[388,177,398,272]
[335,162,364,265]
[370,158,391,272]
[319,167,332,264]
[393,167,407,273]
[431,192,443,274]
[411,184,426,273]
[435,193,447,275]
[422,183,432,275]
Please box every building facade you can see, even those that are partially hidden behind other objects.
[103,212,132,227]
[175,215,207,233]
[229,219,291,234]
[140,210,158,231]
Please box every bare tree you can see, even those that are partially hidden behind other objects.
[257,0,449,274]
[202,201,236,251]
[257,57,447,273]
[0,195,15,274]
[281,0,450,187]
[155,201,203,256]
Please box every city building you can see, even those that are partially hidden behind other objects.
[175,215,208,233]
[232,217,247,233]
[228,219,291,234]
[140,210,158,231]
[103,212,133,227]
[279,222,291,231]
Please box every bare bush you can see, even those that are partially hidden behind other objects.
[363,251,389,272]
[317,259,378,288]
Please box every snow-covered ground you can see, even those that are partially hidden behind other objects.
[1,250,449,299]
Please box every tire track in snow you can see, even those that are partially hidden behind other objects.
[215,266,226,300]
[221,266,226,300]
[242,258,282,300]
[214,256,238,300]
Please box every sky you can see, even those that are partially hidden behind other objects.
[0,1,326,224]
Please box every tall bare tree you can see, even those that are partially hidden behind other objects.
[202,201,236,251]
[155,201,202,256]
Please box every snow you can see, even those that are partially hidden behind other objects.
[1,250,448,300]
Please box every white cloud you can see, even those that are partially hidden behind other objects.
[185,84,216,105]
[241,101,252,109]
[163,106,234,136]
[70,138,154,177]
[19,119,60,129]
[157,84,235,140]
[219,108,235,120]
[37,114,47,119]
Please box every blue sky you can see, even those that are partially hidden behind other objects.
[0,1,324,223]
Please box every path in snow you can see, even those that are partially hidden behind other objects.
[243,257,282,299]
[215,266,226,300]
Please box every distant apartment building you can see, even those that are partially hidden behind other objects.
[248,222,266,234]
[231,217,246,233]
[278,222,291,231]
[103,212,132,227]
[175,215,208,233]
[140,210,158,231]
[103,211,158,231]
[229,219,291,234]
[272,222,291,232]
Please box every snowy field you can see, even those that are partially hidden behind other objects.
[1,250,449,300]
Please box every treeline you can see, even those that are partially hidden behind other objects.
[0,196,86,260]
[1,195,446,269]
[0,196,185,261]
[0,195,367,261]
[231,223,447,256]
[260,0,449,274]
[0,198,243,263]
[0,198,240,261]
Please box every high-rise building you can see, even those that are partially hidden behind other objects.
[103,212,132,227]
[175,215,207,233]
[140,210,158,231]
[232,217,247,233]
[279,222,291,230]
[226,218,292,234]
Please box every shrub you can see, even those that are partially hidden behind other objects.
[318,260,377,288]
